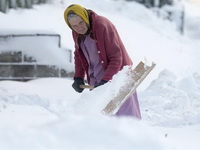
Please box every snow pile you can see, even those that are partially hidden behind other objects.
[140,70,200,126]
[0,77,165,150]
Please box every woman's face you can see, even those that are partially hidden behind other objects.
[68,15,88,35]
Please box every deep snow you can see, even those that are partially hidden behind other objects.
[0,0,200,149]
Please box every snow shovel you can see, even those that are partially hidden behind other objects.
[102,61,156,115]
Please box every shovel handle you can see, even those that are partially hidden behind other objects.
[79,85,94,89]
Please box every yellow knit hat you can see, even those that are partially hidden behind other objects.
[64,4,90,27]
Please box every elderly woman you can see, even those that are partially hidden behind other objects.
[64,4,141,119]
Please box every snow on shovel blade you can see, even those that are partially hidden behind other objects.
[102,61,156,115]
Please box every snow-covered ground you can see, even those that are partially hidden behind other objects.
[0,0,200,149]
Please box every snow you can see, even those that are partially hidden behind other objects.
[0,0,200,149]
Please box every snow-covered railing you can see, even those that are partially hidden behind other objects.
[0,33,61,47]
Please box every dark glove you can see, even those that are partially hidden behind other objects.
[94,80,107,88]
[72,77,85,93]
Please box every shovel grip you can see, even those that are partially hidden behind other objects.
[79,85,94,89]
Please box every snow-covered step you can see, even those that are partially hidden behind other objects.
[0,32,73,81]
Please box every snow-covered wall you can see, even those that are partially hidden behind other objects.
[0,30,73,70]
[0,30,74,80]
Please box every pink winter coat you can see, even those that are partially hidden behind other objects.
[72,10,133,82]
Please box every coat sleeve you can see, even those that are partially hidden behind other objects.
[73,50,85,79]
[72,32,85,79]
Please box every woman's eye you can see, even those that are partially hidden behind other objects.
[80,21,84,25]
